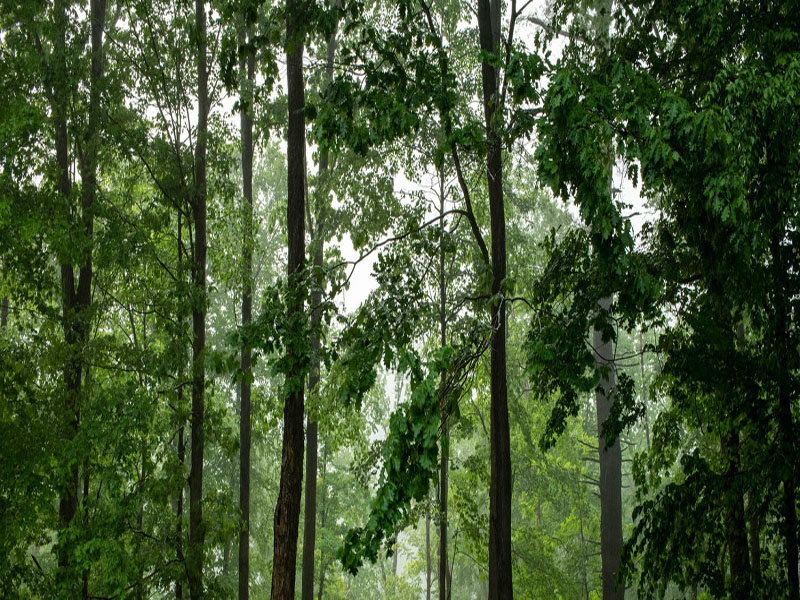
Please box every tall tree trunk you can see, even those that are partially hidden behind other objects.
[1,296,8,328]
[238,22,255,600]
[301,21,338,600]
[54,0,79,587]
[772,230,799,600]
[188,0,208,595]
[721,429,751,599]
[438,169,449,600]
[175,211,186,600]
[271,0,306,595]
[593,297,624,600]
[591,3,623,598]
[476,1,512,597]
[53,0,105,593]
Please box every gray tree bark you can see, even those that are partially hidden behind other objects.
[593,298,624,600]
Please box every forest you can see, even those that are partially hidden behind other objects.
[1,0,799,598]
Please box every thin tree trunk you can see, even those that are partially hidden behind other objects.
[316,443,329,600]
[426,505,432,600]
[176,420,185,600]
[188,0,208,595]
[136,448,146,600]
[438,169,449,600]
[772,230,799,600]
[301,21,338,600]
[175,210,186,600]
[721,429,751,599]
[748,494,761,589]
[476,1,512,597]
[594,297,624,600]
[639,332,650,451]
[1,297,8,328]
[591,3,623,597]
[54,0,105,593]
[271,0,306,595]
[82,464,90,600]
[238,21,255,600]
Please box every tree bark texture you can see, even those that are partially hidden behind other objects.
[188,0,208,595]
[477,1,512,597]
[238,24,255,600]
[594,298,624,600]
[271,0,306,595]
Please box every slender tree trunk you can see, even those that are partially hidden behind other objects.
[748,494,761,589]
[593,297,624,600]
[639,332,650,451]
[136,448,146,600]
[54,0,105,593]
[476,1,512,596]
[176,420,185,600]
[1,297,8,328]
[591,3,624,597]
[721,429,751,599]
[82,464,89,600]
[55,0,80,584]
[188,0,208,595]
[271,0,306,595]
[238,22,255,600]
[301,22,338,600]
[426,504,432,600]
[316,443,329,600]
[438,169,449,600]
[175,211,186,600]
[772,231,799,600]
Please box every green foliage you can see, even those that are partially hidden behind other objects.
[339,347,452,575]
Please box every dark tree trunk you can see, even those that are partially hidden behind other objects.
[188,0,208,596]
[476,1,512,597]
[271,0,306,595]
[54,0,105,593]
[594,298,624,600]
[176,420,185,600]
[748,494,761,589]
[721,429,751,599]
[175,211,186,600]
[438,170,449,600]
[301,22,337,600]
[238,23,255,600]
[1,297,8,328]
[772,231,799,600]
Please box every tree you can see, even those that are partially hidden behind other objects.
[238,13,255,600]
[270,0,308,595]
